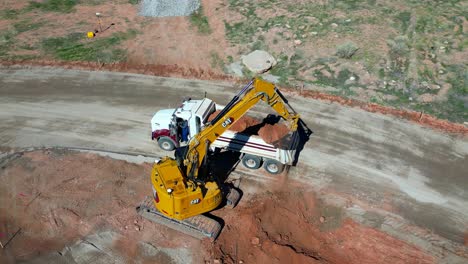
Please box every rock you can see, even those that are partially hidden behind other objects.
[345,19,351,22]
[124,225,128,229]
[251,237,260,245]
[135,226,140,231]
[226,62,244,77]
[285,24,291,28]
[311,31,318,35]
[438,70,444,74]
[134,220,138,224]
[306,16,319,24]
[331,23,338,28]
[239,261,244,264]
[262,73,280,83]
[242,50,277,74]
[213,259,221,264]
[345,76,356,85]
[417,93,435,103]
[294,39,302,45]
[320,216,325,223]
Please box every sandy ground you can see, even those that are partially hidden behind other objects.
[0,68,467,263]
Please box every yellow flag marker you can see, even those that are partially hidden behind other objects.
[87,31,95,38]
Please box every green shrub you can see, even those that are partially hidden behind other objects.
[336,41,359,59]
[189,7,211,34]
[387,35,409,57]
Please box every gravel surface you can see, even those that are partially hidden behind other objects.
[139,0,200,17]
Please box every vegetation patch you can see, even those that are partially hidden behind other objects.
[336,41,359,59]
[41,30,137,62]
[189,7,212,34]
[14,20,46,33]
[28,0,79,13]
[0,9,20,20]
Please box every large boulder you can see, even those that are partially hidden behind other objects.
[242,50,277,74]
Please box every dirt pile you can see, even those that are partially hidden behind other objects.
[208,110,291,144]
[210,189,435,264]
[257,123,290,145]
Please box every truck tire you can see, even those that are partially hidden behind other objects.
[263,159,284,175]
[158,137,175,151]
[241,154,262,170]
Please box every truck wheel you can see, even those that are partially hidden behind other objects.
[263,159,284,175]
[242,154,262,170]
[158,137,175,151]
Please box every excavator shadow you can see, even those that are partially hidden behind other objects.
[293,118,313,166]
[207,149,241,183]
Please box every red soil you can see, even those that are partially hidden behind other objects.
[258,123,290,144]
[210,190,435,264]
[0,149,197,261]
[208,110,291,144]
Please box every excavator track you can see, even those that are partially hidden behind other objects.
[136,196,222,241]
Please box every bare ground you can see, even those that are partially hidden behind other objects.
[0,149,444,263]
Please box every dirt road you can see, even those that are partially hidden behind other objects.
[0,67,467,263]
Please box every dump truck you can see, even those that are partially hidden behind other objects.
[150,92,301,174]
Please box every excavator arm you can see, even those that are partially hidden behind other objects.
[183,78,300,181]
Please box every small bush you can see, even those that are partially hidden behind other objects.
[336,41,359,59]
[387,35,409,57]
[0,9,20,19]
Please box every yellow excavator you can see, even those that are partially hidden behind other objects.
[137,78,301,240]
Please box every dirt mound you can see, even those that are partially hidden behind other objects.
[257,123,290,144]
[211,190,434,264]
[208,111,291,144]
[208,110,261,132]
